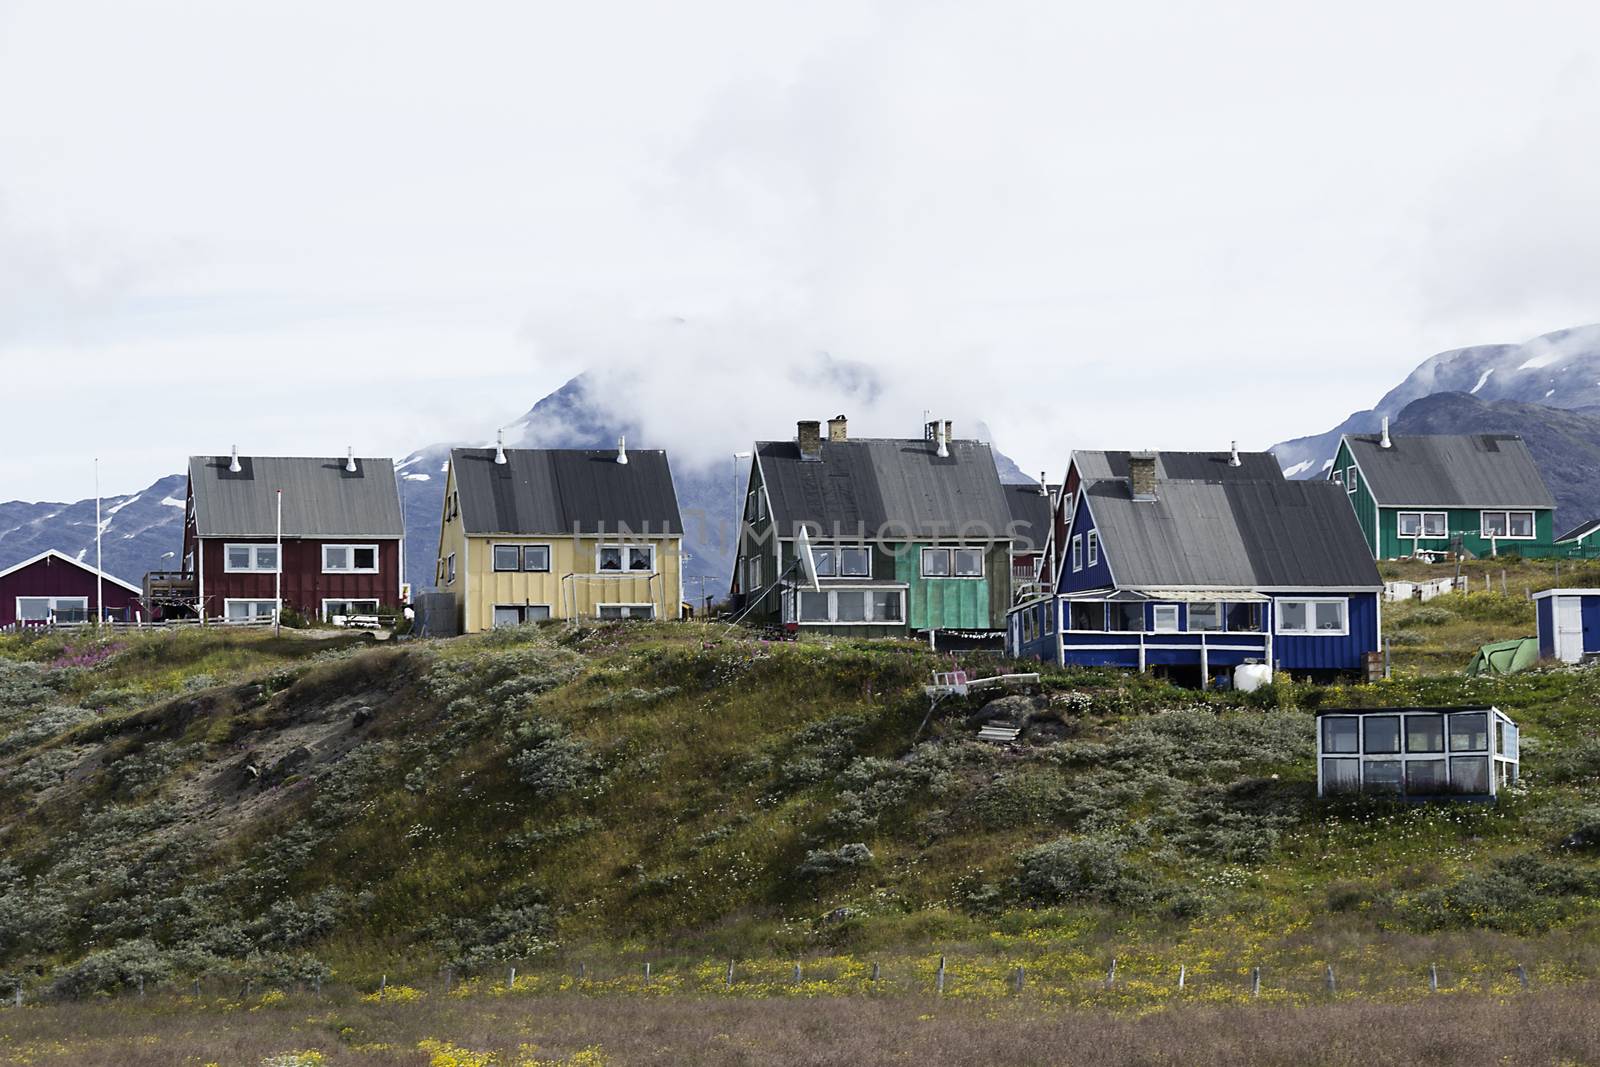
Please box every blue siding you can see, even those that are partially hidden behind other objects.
[1057,494,1114,594]
[1537,596,1555,658]
[1270,591,1379,672]
[1584,596,1600,655]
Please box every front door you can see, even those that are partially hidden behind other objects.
[1555,596,1584,663]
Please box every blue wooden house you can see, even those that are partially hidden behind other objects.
[1533,588,1600,664]
[1009,451,1383,684]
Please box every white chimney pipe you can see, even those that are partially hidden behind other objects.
[936,421,949,458]
[345,447,357,473]
[1038,471,1049,496]
[229,445,241,473]
[1229,441,1242,467]
[494,429,507,465]
[617,434,629,465]
[1380,416,1392,449]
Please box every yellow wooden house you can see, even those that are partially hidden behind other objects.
[435,440,684,632]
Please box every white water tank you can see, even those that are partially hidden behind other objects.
[1234,663,1273,693]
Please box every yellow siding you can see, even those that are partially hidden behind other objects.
[435,463,469,630]
[455,534,682,632]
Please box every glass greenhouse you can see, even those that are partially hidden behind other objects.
[1316,706,1519,799]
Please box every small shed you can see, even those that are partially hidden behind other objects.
[1555,519,1600,552]
[0,549,143,627]
[1316,706,1519,799]
[1532,588,1600,664]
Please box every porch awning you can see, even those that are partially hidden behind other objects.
[1137,588,1269,603]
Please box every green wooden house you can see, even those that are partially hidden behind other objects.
[1556,519,1600,554]
[730,416,1015,642]
[1329,423,1556,559]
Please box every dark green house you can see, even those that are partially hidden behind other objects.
[1556,519,1600,554]
[730,416,1015,642]
[1330,425,1556,559]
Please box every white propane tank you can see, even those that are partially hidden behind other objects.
[1234,663,1273,693]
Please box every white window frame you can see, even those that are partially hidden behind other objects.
[1397,511,1448,539]
[322,543,380,574]
[1152,604,1180,632]
[789,586,906,626]
[1346,467,1358,494]
[597,603,656,620]
[813,545,872,579]
[596,543,656,574]
[446,553,457,584]
[1188,601,1223,632]
[1086,531,1099,567]
[494,604,552,627]
[16,596,89,622]
[322,598,380,621]
[1275,597,1349,636]
[1071,535,1083,572]
[1331,469,1344,486]
[492,543,552,573]
[950,547,985,578]
[920,547,952,578]
[224,543,280,573]
[1480,510,1535,540]
[223,598,279,623]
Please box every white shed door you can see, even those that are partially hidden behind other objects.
[1555,596,1584,663]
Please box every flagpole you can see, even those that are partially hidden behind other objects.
[95,458,103,629]
[275,489,283,636]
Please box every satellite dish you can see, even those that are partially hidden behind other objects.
[795,525,822,593]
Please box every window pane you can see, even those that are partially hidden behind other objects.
[494,545,520,571]
[598,548,622,571]
[1188,603,1221,631]
[1449,712,1488,752]
[524,545,550,572]
[953,549,983,576]
[354,547,376,569]
[799,591,830,622]
[836,591,867,622]
[1363,716,1400,754]
[1087,533,1099,564]
[1450,756,1490,794]
[1322,758,1360,794]
[1502,722,1519,760]
[325,547,348,570]
[1406,714,1444,753]
[493,607,522,628]
[226,601,250,621]
[1153,605,1179,632]
[257,546,277,571]
[871,591,902,622]
[1322,717,1359,754]
[598,605,622,619]
[840,548,871,577]
[1509,512,1533,537]
[1069,601,1105,631]
[1423,513,1447,537]
[1482,512,1508,537]
[526,605,551,622]
[17,598,50,621]
[1226,602,1262,632]
[1406,759,1448,794]
[1364,760,1403,793]
[1279,601,1307,632]
[628,547,653,571]
[1398,513,1421,537]
[228,545,252,569]
[922,548,950,576]
[1314,601,1345,631]
[1107,602,1142,631]
[812,548,836,577]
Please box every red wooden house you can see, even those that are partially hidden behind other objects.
[154,450,405,622]
[0,549,143,627]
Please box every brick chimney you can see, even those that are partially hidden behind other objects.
[1129,452,1158,501]
[827,415,848,442]
[797,420,823,460]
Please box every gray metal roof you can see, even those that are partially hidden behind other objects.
[1004,483,1055,553]
[756,438,1015,541]
[189,455,403,538]
[1083,477,1381,589]
[1341,433,1555,508]
[451,447,682,536]
[1073,450,1285,483]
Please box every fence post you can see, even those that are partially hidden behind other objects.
[13,987,20,1009]
[644,962,651,983]
[935,955,946,995]
[1104,957,1117,989]
[314,974,322,997]
[726,961,735,989]
[1516,964,1529,990]
[508,966,516,990]
[871,962,880,984]
[138,975,145,997]
[192,978,200,998]
[792,963,802,984]
[1177,964,1186,992]
[1429,963,1438,992]
[379,974,385,999]
[1013,966,1025,994]
[1250,967,1261,998]
[1324,964,1335,996]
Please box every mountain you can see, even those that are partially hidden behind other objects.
[1,376,1035,600]
[1271,324,1600,480]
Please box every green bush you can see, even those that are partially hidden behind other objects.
[797,843,873,879]
[1013,834,1154,907]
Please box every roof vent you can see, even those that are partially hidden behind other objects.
[494,429,507,465]
[1380,416,1392,449]
[1038,471,1049,497]
[1229,441,1242,467]
[345,447,357,473]
[616,434,629,465]
[229,445,242,473]
[936,421,949,458]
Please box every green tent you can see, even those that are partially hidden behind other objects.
[1467,637,1539,676]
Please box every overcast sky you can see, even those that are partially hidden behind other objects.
[4,0,1600,501]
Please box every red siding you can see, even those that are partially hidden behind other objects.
[198,538,401,619]
[0,555,142,627]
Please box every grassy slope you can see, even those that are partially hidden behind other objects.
[3,623,1600,1008]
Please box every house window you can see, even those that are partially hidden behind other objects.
[493,604,552,627]
[1188,602,1222,631]
[1363,716,1401,754]
[1481,511,1535,539]
[1331,470,1344,486]
[1450,712,1488,751]
[1152,604,1180,632]
[920,548,952,577]
[323,544,379,573]
[1071,536,1083,572]
[1406,760,1448,794]
[1450,756,1490,794]
[324,599,379,621]
[224,544,279,573]
[953,548,984,577]
[1108,602,1143,632]
[791,588,906,625]
[1397,512,1448,539]
[16,596,89,623]
[1322,758,1360,794]
[1406,714,1445,754]
[1086,531,1098,567]
[871,590,902,622]
[1069,601,1105,631]
[446,554,457,583]
[1226,602,1264,632]
[1346,467,1357,494]
[598,604,655,620]
[1364,761,1403,793]
[1276,598,1347,635]
[493,544,551,572]
[1321,716,1359,754]
[224,599,278,622]
[814,546,871,578]
[598,545,655,572]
